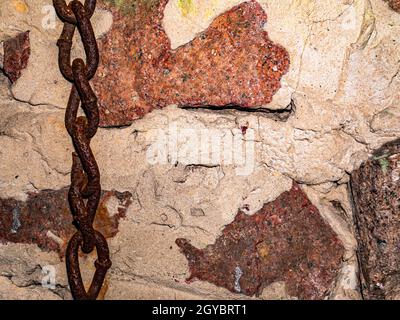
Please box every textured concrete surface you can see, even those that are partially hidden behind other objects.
[0,0,399,300]
[177,183,344,300]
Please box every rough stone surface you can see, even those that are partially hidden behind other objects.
[94,0,290,127]
[351,139,400,300]
[0,0,400,300]
[136,1,289,111]
[301,184,361,300]
[1,31,30,83]
[0,188,132,255]
[177,183,344,300]
[385,0,400,12]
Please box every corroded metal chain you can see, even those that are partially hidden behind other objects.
[53,0,111,300]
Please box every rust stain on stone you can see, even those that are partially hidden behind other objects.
[176,183,344,300]
[2,31,30,83]
[94,0,290,127]
[0,188,132,256]
[351,139,400,300]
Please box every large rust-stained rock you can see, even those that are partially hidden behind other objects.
[176,183,344,300]
[351,139,400,300]
[94,0,290,127]
[1,31,30,83]
[0,189,132,256]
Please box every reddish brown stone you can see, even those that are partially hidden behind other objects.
[94,0,290,127]
[351,139,400,300]
[0,188,132,256]
[385,0,400,13]
[176,183,344,300]
[2,31,30,83]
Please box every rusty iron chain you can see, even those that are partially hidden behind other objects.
[53,0,111,300]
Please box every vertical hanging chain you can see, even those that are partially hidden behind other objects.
[53,0,111,300]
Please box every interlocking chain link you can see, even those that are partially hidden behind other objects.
[53,0,111,300]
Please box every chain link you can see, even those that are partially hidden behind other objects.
[53,0,111,300]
